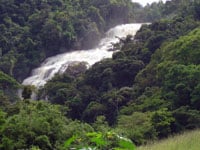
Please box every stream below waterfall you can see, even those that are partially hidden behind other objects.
[22,23,143,87]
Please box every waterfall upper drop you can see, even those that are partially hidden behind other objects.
[22,23,142,87]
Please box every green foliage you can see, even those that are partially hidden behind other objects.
[0,101,69,149]
[160,64,200,107]
[0,109,6,131]
[0,91,10,110]
[133,19,200,139]
[38,2,200,145]
[173,106,200,131]
[117,139,136,150]
[131,0,200,23]
[117,112,157,145]
[0,71,19,89]
[63,135,77,149]
[151,108,175,138]
[84,58,144,91]
[160,28,200,65]
[125,87,170,113]
[63,131,135,150]
[0,71,20,103]
[191,83,200,109]
[0,0,132,80]
[0,100,96,150]
[2,0,200,148]
[86,132,107,147]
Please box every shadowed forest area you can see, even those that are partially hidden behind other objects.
[1,0,200,149]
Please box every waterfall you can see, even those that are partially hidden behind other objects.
[22,23,142,87]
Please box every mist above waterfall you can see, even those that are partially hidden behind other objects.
[22,23,142,87]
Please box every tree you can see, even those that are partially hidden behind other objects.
[117,112,157,145]
[151,108,175,138]
[0,101,70,150]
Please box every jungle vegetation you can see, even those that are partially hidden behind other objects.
[1,0,200,149]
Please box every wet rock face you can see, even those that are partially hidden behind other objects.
[64,61,88,77]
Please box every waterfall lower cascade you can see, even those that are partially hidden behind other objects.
[22,23,142,87]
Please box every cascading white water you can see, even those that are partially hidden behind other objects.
[22,23,142,87]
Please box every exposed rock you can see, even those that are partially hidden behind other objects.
[64,61,88,77]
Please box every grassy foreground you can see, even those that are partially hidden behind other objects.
[137,130,200,150]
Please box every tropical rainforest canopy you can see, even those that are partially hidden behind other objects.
[1,0,200,149]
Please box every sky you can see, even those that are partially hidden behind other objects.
[131,0,168,6]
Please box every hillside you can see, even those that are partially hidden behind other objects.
[1,0,200,149]
[0,0,132,81]
[138,130,200,150]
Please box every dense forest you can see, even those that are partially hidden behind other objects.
[1,0,200,149]
[0,0,132,81]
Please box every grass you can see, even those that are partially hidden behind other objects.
[137,130,200,150]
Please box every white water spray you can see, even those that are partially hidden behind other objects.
[22,23,142,87]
